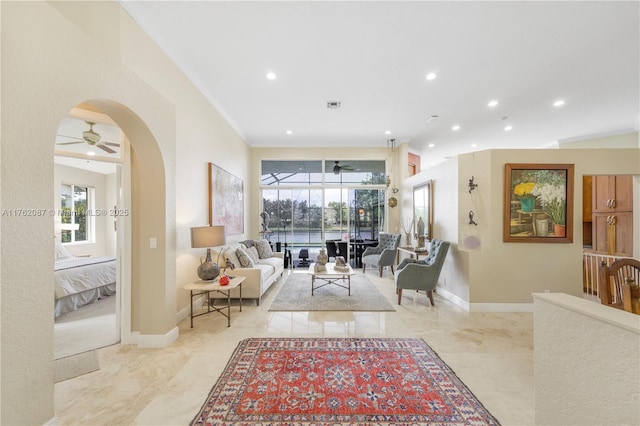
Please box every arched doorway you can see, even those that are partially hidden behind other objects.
[53,106,129,362]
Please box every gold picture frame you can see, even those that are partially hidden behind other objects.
[504,163,574,243]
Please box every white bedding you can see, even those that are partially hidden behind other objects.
[55,256,116,299]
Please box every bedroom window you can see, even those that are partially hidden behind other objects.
[60,184,93,244]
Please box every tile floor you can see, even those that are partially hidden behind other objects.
[54,270,534,425]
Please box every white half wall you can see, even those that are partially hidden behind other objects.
[533,293,640,425]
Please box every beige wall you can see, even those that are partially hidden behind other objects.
[1,1,247,424]
[406,145,640,309]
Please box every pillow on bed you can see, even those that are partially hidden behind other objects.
[55,242,73,259]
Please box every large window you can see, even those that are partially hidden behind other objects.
[260,160,386,250]
[60,183,93,244]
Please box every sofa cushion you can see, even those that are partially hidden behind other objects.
[258,257,281,274]
[247,246,260,263]
[236,247,254,267]
[254,239,274,259]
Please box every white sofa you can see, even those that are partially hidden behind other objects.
[211,241,284,305]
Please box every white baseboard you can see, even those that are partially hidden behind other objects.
[176,295,204,324]
[436,287,470,310]
[132,326,179,348]
[437,287,534,312]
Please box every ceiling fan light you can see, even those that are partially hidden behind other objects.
[333,164,341,175]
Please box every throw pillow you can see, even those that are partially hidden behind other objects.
[253,239,274,259]
[236,247,254,267]
[240,240,255,249]
[223,248,241,270]
[55,241,73,259]
[247,246,260,264]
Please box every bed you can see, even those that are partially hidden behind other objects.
[54,243,116,318]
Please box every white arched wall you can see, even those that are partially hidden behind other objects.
[1,2,177,424]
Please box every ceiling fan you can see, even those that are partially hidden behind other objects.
[56,121,120,154]
[332,161,355,175]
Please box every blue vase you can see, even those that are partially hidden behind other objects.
[520,197,535,212]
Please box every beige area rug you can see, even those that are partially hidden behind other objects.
[269,271,395,311]
[54,350,100,383]
[55,295,118,359]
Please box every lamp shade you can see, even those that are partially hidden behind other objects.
[191,225,226,248]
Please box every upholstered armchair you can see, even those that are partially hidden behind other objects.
[395,239,450,306]
[362,233,401,277]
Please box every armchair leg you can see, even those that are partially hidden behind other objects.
[427,290,434,306]
[363,264,366,273]
[397,288,403,305]
[379,266,383,277]
[391,265,395,275]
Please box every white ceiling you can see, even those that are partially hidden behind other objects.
[120,1,639,166]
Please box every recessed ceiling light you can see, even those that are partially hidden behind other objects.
[327,101,341,109]
[425,72,437,81]
[87,151,96,156]
[504,125,513,131]
[553,100,565,107]
[286,130,292,135]
[385,130,391,135]
[471,143,478,148]
[428,143,435,148]
[452,125,461,131]
[488,100,499,107]
[266,72,276,80]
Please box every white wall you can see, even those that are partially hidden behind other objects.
[533,293,640,425]
[54,163,117,257]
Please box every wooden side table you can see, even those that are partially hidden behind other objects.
[183,276,245,327]
[397,247,429,264]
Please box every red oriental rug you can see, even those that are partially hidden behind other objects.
[191,338,500,425]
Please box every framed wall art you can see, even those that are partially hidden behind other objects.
[504,163,574,243]
[208,163,244,235]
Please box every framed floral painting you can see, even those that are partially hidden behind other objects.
[504,163,574,243]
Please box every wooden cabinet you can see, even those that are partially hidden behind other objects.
[593,175,633,212]
[592,175,633,256]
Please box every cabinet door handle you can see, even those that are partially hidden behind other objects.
[607,215,612,225]
[610,215,617,225]
[611,199,616,209]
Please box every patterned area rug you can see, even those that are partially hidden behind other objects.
[191,338,500,425]
[268,271,395,311]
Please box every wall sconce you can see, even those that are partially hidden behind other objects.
[468,211,478,226]
[468,176,478,193]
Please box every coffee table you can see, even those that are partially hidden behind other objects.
[308,262,355,296]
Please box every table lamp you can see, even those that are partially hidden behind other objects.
[191,225,226,281]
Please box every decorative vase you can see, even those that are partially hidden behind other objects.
[520,197,535,212]
[553,224,566,237]
[404,232,413,248]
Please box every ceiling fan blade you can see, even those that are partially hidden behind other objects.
[102,141,120,147]
[57,134,84,141]
[56,141,84,145]
[96,144,117,154]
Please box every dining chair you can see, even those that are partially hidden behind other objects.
[598,258,640,314]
